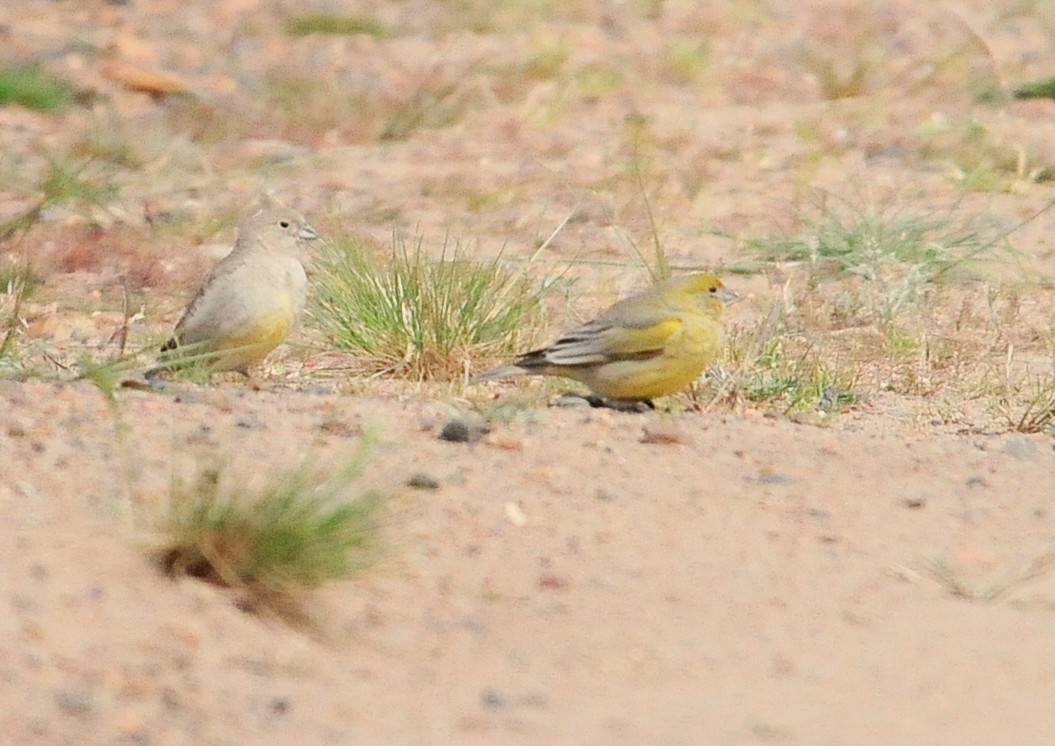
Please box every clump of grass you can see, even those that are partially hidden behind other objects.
[744,195,1021,324]
[661,37,711,85]
[730,195,1051,427]
[798,47,871,99]
[575,62,624,99]
[0,155,114,366]
[1,156,116,243]
[749,197,996,281]
[261,72,469,144]
[0,259,38,299]
[926,552,1055,602]
[429,1,562,35]
[262,74,348,143]
[379,81,467,141]
[1013,77,1055,100]
[286,14,389,38]
[708,315,859,419]
[738,337,858,414]
[157,435,384,621]
[78,354,125,402]
[37,155,115,207]
[0,66,73,110]
[0,261,35,363]
[517,44,570,81]
[480,43,569,103]
[310,233,547,381]
[916,117,1053,189]
[995,371,1055,434]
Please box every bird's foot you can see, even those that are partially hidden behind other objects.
[584,395,655,413]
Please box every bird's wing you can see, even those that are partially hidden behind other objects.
[541,315,681,366]
[171,255,267,345]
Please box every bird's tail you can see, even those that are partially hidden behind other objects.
[147,338,223,377]
[471,364,531,384]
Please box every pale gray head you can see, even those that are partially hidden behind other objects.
[237,208,319,253]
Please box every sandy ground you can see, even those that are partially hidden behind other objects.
[3,381,1055,744]
[3,1,1055,744]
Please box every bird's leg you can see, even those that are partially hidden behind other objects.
[585,395,655,413]
[240,369,265,391]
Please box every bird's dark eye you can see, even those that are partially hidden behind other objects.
[709,286,718,293]
[279,220,290,228]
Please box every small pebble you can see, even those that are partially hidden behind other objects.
[54,689,94,715]
[487,435,524,451]
[806,508,830,523]
[519,692,549,708]
[235,413,265,429]
[538,574,567,590]
[480,688,507,710]
[1002,437,1038,461]
[756,471,790,486]
[640,422,689,445]
[505,501,527,526]
[439,416,490,443]
[406,473,440,490]
[318,419,360,438]
[550,393,591,408]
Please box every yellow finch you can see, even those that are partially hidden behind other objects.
[476,272,736,409]
[159,208,318,374]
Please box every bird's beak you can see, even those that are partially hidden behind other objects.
[299,224,320,241]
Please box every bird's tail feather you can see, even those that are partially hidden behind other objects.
[471,364,530,383]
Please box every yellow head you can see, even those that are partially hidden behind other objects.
[658,272,737,315]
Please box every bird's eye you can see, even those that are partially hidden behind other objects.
[709,286,717,293]
[279,220,290,228]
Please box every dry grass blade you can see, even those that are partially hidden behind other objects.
[927,552,1055,602]
[1006,372,1055,434]
[0,261,35,363]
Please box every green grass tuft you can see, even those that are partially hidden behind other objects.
[711,321,859,419]
[916,118,1054,189]
[262,72,467,144]
[748,200,994,281]
[286,14,389,38]
[0,66,73,110]
[1013,77,1055,100]
[310,232,548,381]
[662,38,711,85]
[744,196,1024,325]
[575,63,624,98]
[1,156,117,243]
[158,435,384,620]
[379,82,466,141]
[37,156,116,208]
